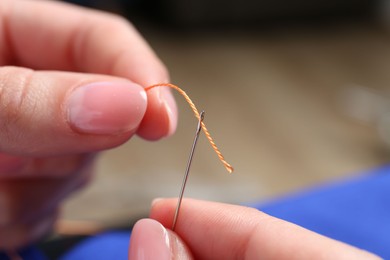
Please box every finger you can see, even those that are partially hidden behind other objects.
[0,150,95,179]
[0,154,28,175]
[2,0,177,139]
[0,210,57,250]
[129,219,193,260]
[0,67,147,156]
[0,153,95,179]
[0,160,91,226]
[137,86,178,140]
[2,0,163,83]
[150,198,380,260]
[0,155,92,249]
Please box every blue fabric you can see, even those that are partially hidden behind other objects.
[0,246,47,260]
[251,165,390,259]
[60,232,131,260]
[2,165,389,259]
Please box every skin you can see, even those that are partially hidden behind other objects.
[0,0,177,250]
[128,199,381,259]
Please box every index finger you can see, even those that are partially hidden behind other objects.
[1,0,177,140]
[150,198,379,259]
[1,0,166,86]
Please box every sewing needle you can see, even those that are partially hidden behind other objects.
[172,111,205,231]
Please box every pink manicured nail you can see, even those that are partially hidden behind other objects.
[67,82,147,135]
[129,219,172,260]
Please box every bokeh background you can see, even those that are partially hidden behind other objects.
[61,0,390,227]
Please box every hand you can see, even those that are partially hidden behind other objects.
[0,0,177,249]
[129,198,380,259]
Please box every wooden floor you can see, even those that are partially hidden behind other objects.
[62,21,390,224]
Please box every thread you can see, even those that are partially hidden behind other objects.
[145,83,234,173]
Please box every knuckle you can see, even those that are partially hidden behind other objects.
[158,64,170,82]
[0,66,36,146]
[0,66,35,119]
[90,11,131,34]
[102,12,131,30]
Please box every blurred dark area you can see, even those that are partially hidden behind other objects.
[65,0,380,28]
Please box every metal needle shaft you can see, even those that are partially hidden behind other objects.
[172,111,205,231]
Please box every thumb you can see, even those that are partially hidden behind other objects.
[0,66,147,156]
[129,219,193,260]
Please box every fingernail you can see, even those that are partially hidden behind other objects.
[129,219,172,260]
[67,82,147,135]
[160,87,178,137]
[151,198,163,207]
[148,87,177,137]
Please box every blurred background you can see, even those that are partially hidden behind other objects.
[60,0,390,227]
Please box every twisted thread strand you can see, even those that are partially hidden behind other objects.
[145,83,233,173]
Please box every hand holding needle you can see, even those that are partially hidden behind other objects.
[171,111,205,231]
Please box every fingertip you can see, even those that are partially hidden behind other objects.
[129,219,192,260]
[136,87,178,140]
[149,198,176,225]
[151,198,164,208]
[161,87,178,137]
[129,219,171,260]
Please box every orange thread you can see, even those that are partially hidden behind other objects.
[145,83,234,173]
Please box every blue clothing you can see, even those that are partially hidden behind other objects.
[253,165,390,258]
[0,246,47,260]
[60,232,130,260]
